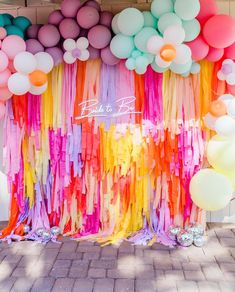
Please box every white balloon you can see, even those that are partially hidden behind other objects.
[174,44,191,64]
[29,83,48,95]
[227,99,235,118]
[164,25,185,45]
[217,70,225,81]
[204,113,216,130]
[227,73,235,85]
[63,52,76,64]
[79,50,90,61]
[8,73,31,95]
[219,94,235,107]
[63,39,76,51]
[13,52,37,75]
[147,35,164,54]
[35,52,54,74]
[77,37,89,50]
[155,55,171,68]
[215,115,235,137]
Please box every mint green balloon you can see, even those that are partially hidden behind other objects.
[136,56,149,69]
[117,8,144,36]
[126,58,136,70]
[144,53,154,64]
[0,15,4,27]
[135,66,147,75]
[142,11,158,28]
[2,14,12,26]
[174,0,200,21]
[6,25,24,38]
[151,61,167,73]
[158,13,182,34]
[110,34,135,59]
[181,71,190,78]
[13,16,31,32]
[183,19,200,42]
[132,50,142,59]
[151,0,174,18]
[170,60,192,74]
[191,62,201,74]
[134,27,158,53]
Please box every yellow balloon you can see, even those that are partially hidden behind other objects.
[206,135,235,173]
[190,169,233,211]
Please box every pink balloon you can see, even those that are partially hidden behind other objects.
[196,0,218,25]
[1,35,26,60]
[0,102,5,120]
[203,15,235,49]
[101,46,120,66]
[26,24,42,39]
[61,0,82,18]
[88,45,100,59]
[0,69,11,88]
[48,10,64,26]
[224,42,235,60]
[88,25,111,49]
[228,84,235,95]
[206,47,224,62]
[45,47,63,66]
[0,27,7,40]
[59,18,80,39]
[100,11,113,28]
[85,0,101,11]
[0,51,9,72]
[187,36,209,61]
[38,25,60,48]
[0,87,12,101]
[77,6,100,29]
[8,60,16,73]
[26,39,44,54]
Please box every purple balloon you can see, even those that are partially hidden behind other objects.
[61,0,83,18]
[45,47,63,66]
[38,24,60,48]
[59,18,80,39]
[26,24,42,39]
[77,6,99,29]
[88,25,111,49]
[88,45,100,59]
[100,11,113,28]
[222,64,233,75]
[48,10,64,26]
[26,39,44,54]
[101,46,120,66]
[85,0,101,12]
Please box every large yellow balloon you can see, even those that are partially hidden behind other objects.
[190,169,233,211]
[206,135,235,173]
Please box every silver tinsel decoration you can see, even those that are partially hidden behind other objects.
[177,230,194,247]
[167,225,181,240]
[35,227,44,237]
[194,235,207,247]
[50,226,60,237]
[186,224,204,237]
[23,224,30,234]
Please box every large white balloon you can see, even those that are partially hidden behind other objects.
[8,73,31,95]
[164,25,185,45]
[227,99,235,118]
[219,93,235,107]
[214,115,235,137]
[204,113,216,130]
[35,52,54,74]
[29,82,48,95]
[13,52,37,75]
[174,44,192,64]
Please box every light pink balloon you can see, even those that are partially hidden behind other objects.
[26,39,44,54]
[0,51,9,72]
[77,6,100,29]
[0,87,12,101]
[61,0,82,18]
[26,24,42,39]
[88,25,111,49]
[206,47,224,62]
[59,18,80,39]
[224,42,235,60]
[228,84,235,95]
[8,60,16,73]
[48,10,64,26]
[85,0,101,11]
[88,45,100,59]
[101,46,120,66]
[187,36,209,61]
[0,69,11,87]
[196,0,218,25]
[0,27,7,40]
[38,25,60,48]
[0,101,5,120]
[1,35,26,60]
[203,15,235,49]
[100,11,113,28]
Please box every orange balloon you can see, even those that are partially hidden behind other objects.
[160,44,177,62]
[29,70,47,87]
[209,100,227,117]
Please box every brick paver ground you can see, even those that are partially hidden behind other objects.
[0,223,234,291]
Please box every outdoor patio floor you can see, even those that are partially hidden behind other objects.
[0,223,234,292]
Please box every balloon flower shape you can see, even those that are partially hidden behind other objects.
[125,49,154,75]
[8,52,54,96]
[63,37,90,64]
[217,59,235,86]
[147,25,192,72]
